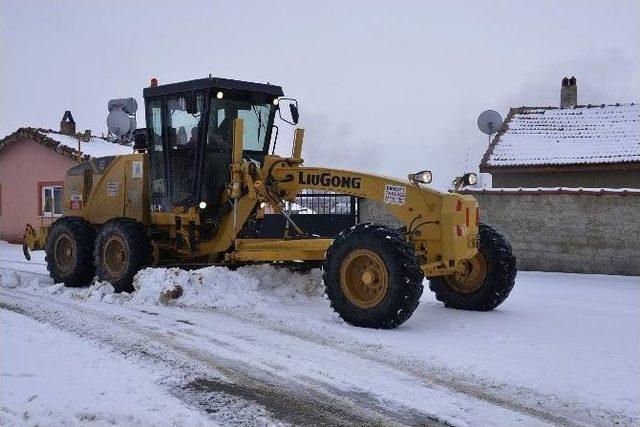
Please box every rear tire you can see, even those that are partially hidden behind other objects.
[323,223,424,329]
[94,218,152,293]
[45,217,96,287]
[428,223,516,311]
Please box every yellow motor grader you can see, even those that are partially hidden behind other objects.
[23,76,516,328]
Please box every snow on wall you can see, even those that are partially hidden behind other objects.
[486,103,640,167]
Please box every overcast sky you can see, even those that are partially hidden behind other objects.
[2,0,639,187]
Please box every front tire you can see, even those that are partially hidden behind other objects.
[94,218,152,292]
[428,223,516,311]
[45,217,96,287]
[323,223,424,329]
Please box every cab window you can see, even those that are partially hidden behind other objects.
[207,98,272,153]
[167,93,204,205]
[146,98,167,204]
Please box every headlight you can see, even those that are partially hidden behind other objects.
[199,201,207,209]
[408,170,433,184]
[463,173,477,186]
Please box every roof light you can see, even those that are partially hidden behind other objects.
[150,78,158,87]
[216,91,224,99]
[408,170,432,185]
[463,172,477,186]
[199,201,207,209]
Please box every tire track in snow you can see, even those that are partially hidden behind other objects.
[220,310,630,427]
[0,288,447,427]
[2,266,633,426]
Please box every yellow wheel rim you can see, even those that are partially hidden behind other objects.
[54,235,75,272]
[339,249,389,309]
[445,251,488,294]
[103,235,127,277]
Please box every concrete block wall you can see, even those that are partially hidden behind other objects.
[359,190,640,276]
[358,199,404,229]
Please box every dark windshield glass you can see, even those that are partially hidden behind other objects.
[207,98,272,152]
[167,93,204,205]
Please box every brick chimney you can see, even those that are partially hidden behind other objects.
[560,76,577,108]
[60,110,76,135]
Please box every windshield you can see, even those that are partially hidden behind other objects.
[207,98,273,152]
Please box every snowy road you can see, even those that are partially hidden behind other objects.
[1,243,639,426]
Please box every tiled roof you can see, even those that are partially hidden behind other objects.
[458,187,640,196]
[480,103,640,170]
[0,127,132,161]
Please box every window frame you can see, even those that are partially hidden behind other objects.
[165,91,205,206]
[39,182,64,217]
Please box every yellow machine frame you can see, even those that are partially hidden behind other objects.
[24,120,480,278]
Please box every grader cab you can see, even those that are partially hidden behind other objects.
[24,76,516,329]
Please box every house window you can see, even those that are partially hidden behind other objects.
[41,185,63,217]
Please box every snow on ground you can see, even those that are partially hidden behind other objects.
[1,240,639,425]
[1,309,210,426]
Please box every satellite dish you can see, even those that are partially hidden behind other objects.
[107,110,135,139]
[107,97,138,141]
[477,110,503,135]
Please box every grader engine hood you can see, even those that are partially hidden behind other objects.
[62,153,150,225]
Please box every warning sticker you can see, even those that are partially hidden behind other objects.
[106,180,120,197]
[70,194,83,210]
[384,184,406,205]
[132,160,143,179]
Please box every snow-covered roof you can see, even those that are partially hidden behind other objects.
[0,127,132,161]
[36,129,132,158]
[480,103,640,170]
[458,187,640,196]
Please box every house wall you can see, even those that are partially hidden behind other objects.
[491,169,640,188]
[359,192,640,276]
[0,138,75,242]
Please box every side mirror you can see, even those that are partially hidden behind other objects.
[277,98,299,125]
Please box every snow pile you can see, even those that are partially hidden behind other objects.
[70,281,132,305]
[0,257,325,311]
[0,270,22,289]
[0,270,41,291]
[237,264,325,299]
[129,265,324,310]
[131,267,259,309]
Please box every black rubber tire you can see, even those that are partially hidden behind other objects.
[323,223,424,329]
[94,218,153,293]
[428,223,517,311]
[45,217,96,287]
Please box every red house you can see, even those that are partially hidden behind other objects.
[0,112,132,242]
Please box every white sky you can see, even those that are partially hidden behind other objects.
[2,0,639,187]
